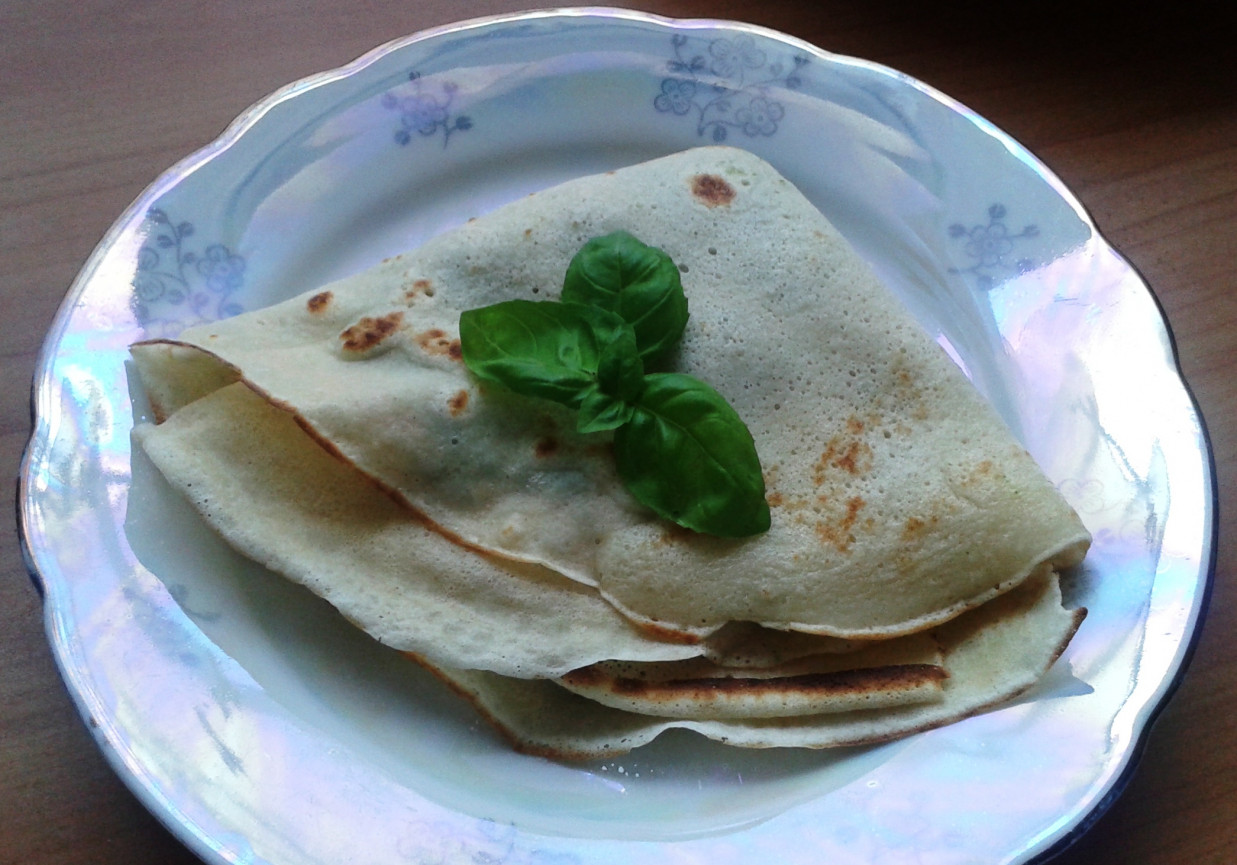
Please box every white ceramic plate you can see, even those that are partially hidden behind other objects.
[19,9,1215,865]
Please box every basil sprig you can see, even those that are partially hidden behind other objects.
[459,232,770,538]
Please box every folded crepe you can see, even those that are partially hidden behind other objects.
[133,374,1081,755]
[135,379,872,675]
[421,568,1081,758]
[130,146,1089,757]
[132,146,1088,638]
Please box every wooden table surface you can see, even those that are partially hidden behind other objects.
[3,2,1233,863]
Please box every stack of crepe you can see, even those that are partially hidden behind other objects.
[131,148,1090,759]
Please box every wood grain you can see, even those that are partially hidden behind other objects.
[2,2,1233,864]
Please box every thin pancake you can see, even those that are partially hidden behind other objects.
[133,381,701,677]
[132,147,1088,641]
[558,631,946,719]
[133,378,937,710]
[414,570,1084,759]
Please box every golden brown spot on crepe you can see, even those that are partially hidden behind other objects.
[339,311,404,353]
[691,173,736,207]
[535,437,558,458]
[307,291,332,313]
[892,362,931,422]
[561,665,605,687]
[767,490,785,507]
[956,460,998,491]
[631,618,702,645]
[524,228,533,237]
[561,664,947,700]
[814,495,866,552]
[415,328,462,360]
[835,441,870,475]
[813,430,874,483]
[404,278,435,301]
[901,514,941,541]
[447,390,469,417]
[778,494,812,515]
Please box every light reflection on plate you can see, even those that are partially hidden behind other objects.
[18,9,1215,865]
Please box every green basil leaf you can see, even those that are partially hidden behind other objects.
[459,300,630,408]
[596,329,645,403]
[562,231,688,364]
[576,385,635,434]
[613,373,770,538]
[458,234,769,539]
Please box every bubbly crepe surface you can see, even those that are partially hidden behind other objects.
[133,382,702,677]
[131,147,1090,757]
[134,146,1087,640]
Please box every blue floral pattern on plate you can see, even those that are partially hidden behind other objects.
[949,204,1040,289]
[20,12,1213,865]
[382,71,473,148]
[654,34,807,141]
[133,209,245,332]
